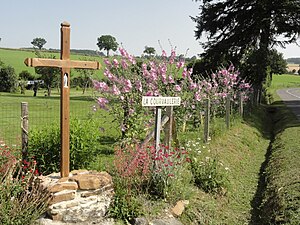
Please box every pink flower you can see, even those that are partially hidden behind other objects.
[104,59,111,67]
[113,59,119,67]
[112,84,121,95]
[195,91,201,101]
[97,97,109,109]
[176,59,185,69]
[135,80,142,92]
[120,59,128,69]
[174,85,181,92]
[123,79,132,93]
[93,80,109,92]
[189,82,197,90]
[104,68,116,81]
[182,68,187,78]
[162,50,167,57]
[168,76,175,84]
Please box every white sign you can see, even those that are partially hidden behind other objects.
[142,96,181,107]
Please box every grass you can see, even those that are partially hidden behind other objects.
[0,48,105,78]
[180,107,271,224]
[268,74,300,97]
[0,88,119,148]
[256,77,300,224]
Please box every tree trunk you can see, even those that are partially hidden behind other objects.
[47,85,51,96]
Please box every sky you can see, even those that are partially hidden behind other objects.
[0,0,299,59]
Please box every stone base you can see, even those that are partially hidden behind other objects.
[38,170,114,224]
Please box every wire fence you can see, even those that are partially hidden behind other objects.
[0,101,95,148]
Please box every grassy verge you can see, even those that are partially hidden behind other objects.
[258,99,300,224]
[179,107,271,224]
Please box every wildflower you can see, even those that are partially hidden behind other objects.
[135,80,142,92]
[97,97,109,110]
[112,84,121,95]
[174,85,181,92]
[113,59,119,67]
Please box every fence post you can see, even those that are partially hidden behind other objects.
[204,98,210,143]
[239,93,244,117]
[226,95,231,129]
[164,106,173,147]
[21,102,29,160]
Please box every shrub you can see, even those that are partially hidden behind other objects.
[28,119,102,175]
[0,148,50,225]
[190,156,229,194]
[0,65,18,92]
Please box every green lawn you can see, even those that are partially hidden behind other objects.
[0,88,119,147]
[0,48,105,78]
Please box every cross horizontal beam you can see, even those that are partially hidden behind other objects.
[24,58,101,70]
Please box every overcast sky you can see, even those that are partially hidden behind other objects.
[0,0,298,59]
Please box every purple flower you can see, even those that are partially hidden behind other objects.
[93,80,109,92]
[97,97,109,110]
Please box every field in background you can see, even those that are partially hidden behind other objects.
[0,48,105,78]
[0,89,119,147]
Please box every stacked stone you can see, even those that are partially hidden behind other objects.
[38,170,113,223]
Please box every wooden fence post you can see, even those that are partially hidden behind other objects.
[21,102,29,160]
[164,106,173,147]
[204,98,210,143]
[226,95,231,129]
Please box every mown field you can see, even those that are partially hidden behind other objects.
[0,48,105,78]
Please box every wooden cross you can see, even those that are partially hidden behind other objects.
[24,22,100,177]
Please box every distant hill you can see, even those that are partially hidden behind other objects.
[286,58,300,64]
[19,48,105,57]
[0,48,104,78]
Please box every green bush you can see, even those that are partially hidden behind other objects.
[108,177,143,224]
[28,119,102,175]
[0,64,18,93]
[191,156,229,194]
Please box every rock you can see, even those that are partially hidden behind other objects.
[134,217,149,225]
[70,172,112,190]
[49,182,78,193]
[171,200,189,217]
[38,170,114,224]
[50,190,76,205]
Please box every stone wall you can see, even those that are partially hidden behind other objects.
[38,170,113,224]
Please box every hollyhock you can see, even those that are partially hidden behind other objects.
[97,97,109,109]
[174,85,182,92]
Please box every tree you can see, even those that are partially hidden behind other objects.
[19,71,35,94]
[192,0,300,92]
[0,62,18,93]
[34,53,60,96]
[74,58,95,94]
[31,38,47,50]
[19,70,35,81]
[96,35,118,57]
[267,49,287,76]
[143,46,156,56]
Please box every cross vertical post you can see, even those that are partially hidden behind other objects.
[24,22,100,178]
[60,22,71,178]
